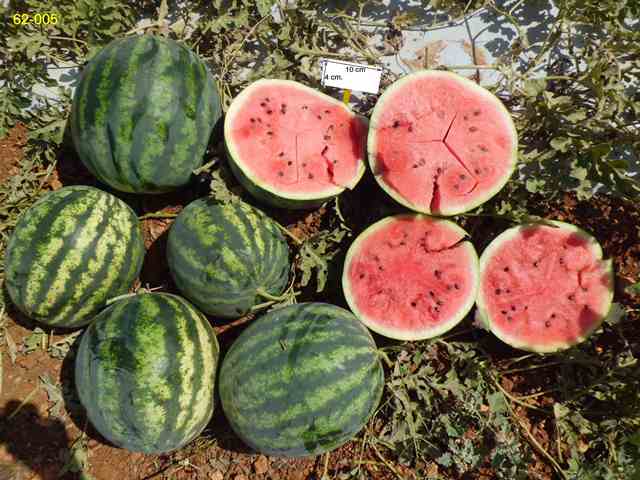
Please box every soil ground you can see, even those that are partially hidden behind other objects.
[0,120,638,480]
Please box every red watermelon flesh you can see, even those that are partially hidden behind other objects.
[225,79,367,205]
[342,215,479,340]
[477,221,614,352]
[369,71,517,216]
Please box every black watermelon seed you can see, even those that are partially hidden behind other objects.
[378,266,383,271]
[278,152,284,157]
[434,270,441,278]
[317,115,322,120]
[359,273,365,279]
[551,313,556,318]
[408,125,413,132]
[324,135,331,140]
[460,174,466,180]
[511,305,516,311]
[454,184,459,190]
[469,126,478,132]
[308,173,314,179]
[454,283,460,290]
[501,310,507,315]
[429,291,435,297]
[473,110,481,116]
[503,266,509,272]
[436,300,443,306]
[447,285,452,290]
[412,164,418,169]
[411,302,417,307]
[568,294,575,301]
[479,145,488,152]
[302,162,307,167]
[324,109,330,114]
[495,288,501,295]
[533,261,539,267]
[302,105,308,109]
[250,118,255,123]
[392,120,400,128]
[436,167,442,174]
[474,168,481,174]
[463,115,469,120]
[287,161,293,166]
[267,109,273,114]
[545,320,551,327]
[277,171,284,177]
[260,102,266,107]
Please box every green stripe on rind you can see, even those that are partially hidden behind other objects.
[75,293,218,454]
[4,186,144,328]
[71,35,221,193]
[367,69,518,216]
[218,302,383,457]
[167,199,290,318]
[342,213,479,341]
[224,79,367,210]
[476,220,615,353]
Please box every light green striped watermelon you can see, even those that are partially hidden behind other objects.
[75,292,219,453]
[368,70,518,215]
[71,34,222,193]
[219,303,384,457]
[167,199,290,318]
[224,79,368,209]
[4,186,144,328]
[476,220,614,352]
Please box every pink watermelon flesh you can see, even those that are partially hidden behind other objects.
[227,82,366,195]
[480,224,613,350]
[371,72,516,215]
[344,215,478,340]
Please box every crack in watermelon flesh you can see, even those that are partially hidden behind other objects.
[478,223,614,352]
[343,215,478,340]
[227,81,366,195]
[370,71,516,215]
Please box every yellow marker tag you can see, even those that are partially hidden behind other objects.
[342,89,351,105]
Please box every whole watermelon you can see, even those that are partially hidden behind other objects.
[75,292,219,454]
[219,302,384,457]
[4,186,144,328]
[71,35,222,193]
[167,199,290,318]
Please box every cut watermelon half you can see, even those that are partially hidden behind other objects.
[368,70,518,216]
[224,79,367,209]
[342,214,479,340]
[476,221,614,353]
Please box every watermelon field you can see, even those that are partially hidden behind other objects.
[1,0,639,479]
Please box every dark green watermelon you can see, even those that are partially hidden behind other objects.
[71,35,222,193]
[75,292,219,454]
[4,186,144,328]
[167,199,290,318]
[219,303,384,457]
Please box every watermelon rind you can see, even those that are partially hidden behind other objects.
[4,186,144,328]
[342,214,480,341]
[476,220,615,353]
[75,292,219,454]
[71,35,222,193]
[368,70,518,216]
[218,302,384,457]
[166,198,290,318]
[224,79,367,209]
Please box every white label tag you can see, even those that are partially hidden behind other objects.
[320,59,382,94]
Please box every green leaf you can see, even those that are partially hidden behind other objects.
[625,282,640,296]
[523,79,546,97]
[488,392,507,414]
[550,137,571,152]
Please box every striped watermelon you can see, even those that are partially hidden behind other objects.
[167,199,290,318]
[75,292,219,454]
[4,186,144,328]
[71,34,222,193]
[219,303,384,457]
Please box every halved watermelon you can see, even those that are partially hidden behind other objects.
[476,221,614,352]
[224,79,367,209]
[368,70,518,216]
[342,214,479,340]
